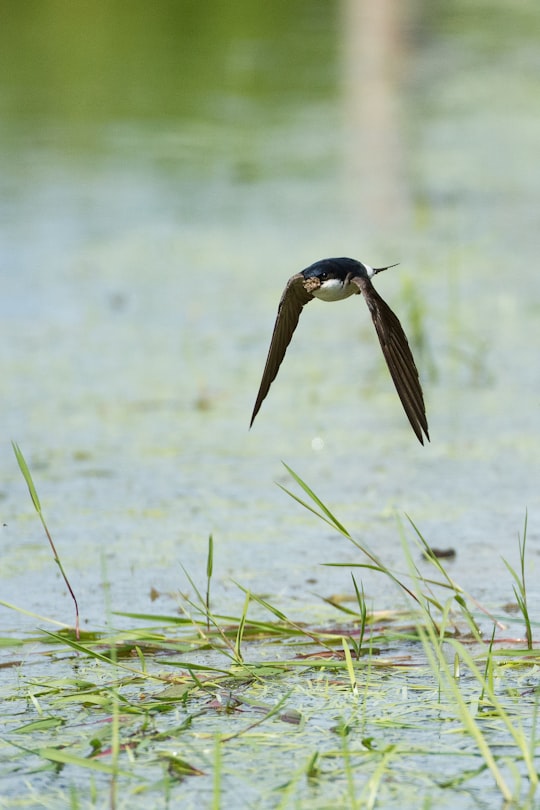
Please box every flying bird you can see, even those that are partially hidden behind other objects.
[250,257,429,444]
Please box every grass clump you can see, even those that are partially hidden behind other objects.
[1,457,539,809]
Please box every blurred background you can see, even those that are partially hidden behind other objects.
[1,0,540,631]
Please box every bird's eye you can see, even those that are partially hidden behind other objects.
[320,272,327,280]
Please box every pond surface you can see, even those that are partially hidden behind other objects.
[1,1,540,806]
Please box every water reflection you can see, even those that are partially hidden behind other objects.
[0,2,336,140]
[342,0,408,230]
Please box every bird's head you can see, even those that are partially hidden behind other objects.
[301,258,399,300]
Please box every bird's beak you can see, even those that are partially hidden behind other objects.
[372,263,399,276]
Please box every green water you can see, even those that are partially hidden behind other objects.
[1,1,540,806]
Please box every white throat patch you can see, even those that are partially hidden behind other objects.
[312,277,357,302]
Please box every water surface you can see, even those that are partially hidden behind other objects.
[2,0,540,630]
[0,0,540,807]
[1,3,540,803]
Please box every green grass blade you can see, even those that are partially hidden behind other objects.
[12,442,80,639]
[234,591,250,663]
[281,462,351,537]
[12,440,42,512]
[38,747,130,775]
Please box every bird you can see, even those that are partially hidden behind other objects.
[250,257,429,444]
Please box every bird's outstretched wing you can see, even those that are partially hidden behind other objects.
[250,274,314,427]
[352,276,429,444]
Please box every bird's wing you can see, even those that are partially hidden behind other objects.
[352,276,429,444]
[250,274,314,427]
